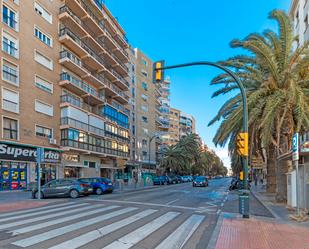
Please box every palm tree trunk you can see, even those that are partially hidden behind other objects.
[266,146,277,193]
[275,159,290,202]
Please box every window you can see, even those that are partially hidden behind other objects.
[35,125,52,138]
[34,27,52,46]
[142,151,148,160]
[141,94,148,101]
[35,100,53,116]
[141,82,148,91]
[3,117,18,139]
[2,5,18,30]
[2,59,18,86]
[141,70,148,77]
[142,116,148,123]
[2,32,18,58]
[35,51,53,70]
[142,139,148,146]
[34,2,52,24]
[141,59,148,66]
[35,75,53,93]
[2,88,19,113]
[141,105,148,112]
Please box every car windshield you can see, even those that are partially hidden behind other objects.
[196,177,205,181]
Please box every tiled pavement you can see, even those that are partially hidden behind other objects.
[215,217,309,249]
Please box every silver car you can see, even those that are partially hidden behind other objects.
[32,179,93,199]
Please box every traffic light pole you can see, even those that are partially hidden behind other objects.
[156,61,249,218]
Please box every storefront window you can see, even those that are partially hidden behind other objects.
[0,161,28,190]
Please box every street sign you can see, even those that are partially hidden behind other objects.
[292,133,299,161]
[36,147,45,163]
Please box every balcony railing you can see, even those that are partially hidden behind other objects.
[59,5,82,25]
[61,117,105,137]
[60,50,82,67]
[111,101,130,115]
[60,72,104,100]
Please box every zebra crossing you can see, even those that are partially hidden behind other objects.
[0,201,207,249]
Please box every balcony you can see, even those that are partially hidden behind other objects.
[59,6,88,38]
[59,50,88,77]
[59,72,105,105]
[59,28,88,58]
[110,101,130,115]
[104,79,129,104]
[63,0,87,18]
[61,117,105,137]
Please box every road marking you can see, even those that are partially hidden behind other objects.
[94,199,200,211]
[216,209,221,215]
[0,202,74,218]
[12,207,138,248]
[155,214,204,249]
[0,203,90,230]
[165,199,179,205]
[0,202,86,223]
[221,203,224,207]
[49,209,158,249]
[10,205,118,235]
[102,212,180,249]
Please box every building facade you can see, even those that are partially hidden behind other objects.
[289,0,309,46]
[0,0,130,190]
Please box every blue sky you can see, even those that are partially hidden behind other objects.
[106,0,291,167]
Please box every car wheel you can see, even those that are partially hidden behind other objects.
[69,189,79,199]
[34,191,44,199]
[96,188,103,195]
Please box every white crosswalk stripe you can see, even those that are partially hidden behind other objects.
[102,211,180,249]
[3,203,208,249]
[12,207,138,247]
[0,202,74,218]
[10,205,118,235]
[0,202,85,223]
[155,214,205,249]
[0,203,88,230]
[49,209,158,249]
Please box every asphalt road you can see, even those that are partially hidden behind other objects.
[0,178,231,249]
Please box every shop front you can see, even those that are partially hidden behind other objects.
[0,142,61,191]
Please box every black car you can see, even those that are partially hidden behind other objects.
[193,176,209,187]
[169,175,179,184]
[176,175,183,183]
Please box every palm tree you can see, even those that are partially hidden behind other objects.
[209,10,309,196]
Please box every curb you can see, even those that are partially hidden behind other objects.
[250,190,278,219]
[206,213,224,249]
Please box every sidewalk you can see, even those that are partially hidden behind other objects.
[210,184,309,249]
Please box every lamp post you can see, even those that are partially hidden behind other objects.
[154,61,249,218]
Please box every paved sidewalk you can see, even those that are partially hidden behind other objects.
[214,215,309,249]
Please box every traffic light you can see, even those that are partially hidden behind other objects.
[236,132,248,156]
[153,60,165,83]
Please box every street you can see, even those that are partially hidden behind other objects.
[0,178,230,249]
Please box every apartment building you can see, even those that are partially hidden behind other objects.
[134,49,158,173]
[0,0,130,190]
[179,111,196,138]
[168,108,180,145]
[289,0,309,46]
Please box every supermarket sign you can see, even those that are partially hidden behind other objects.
[0,142,61,163]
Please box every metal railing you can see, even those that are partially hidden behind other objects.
[60,50,82,67]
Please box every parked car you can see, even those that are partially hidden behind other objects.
[32,179,92,199]
[153,176,171,185]
[169,175,179,184]
[79,177,113,195]
[192,176,209,187]
[181,176,190,182]
[176,175,183,183]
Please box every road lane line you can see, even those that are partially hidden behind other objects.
[102,212,180,249]
[10,205,118,235]
[0,202,86,223]
[165,199,179,205]
[49,209,158,249]
[0,202,74,218]
[11,207,138,248]
[155,214,204,249]
[0,203,90,230]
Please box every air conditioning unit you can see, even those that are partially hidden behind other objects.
[49,138,57,145]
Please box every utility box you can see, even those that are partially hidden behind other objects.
[239,191,250,218]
